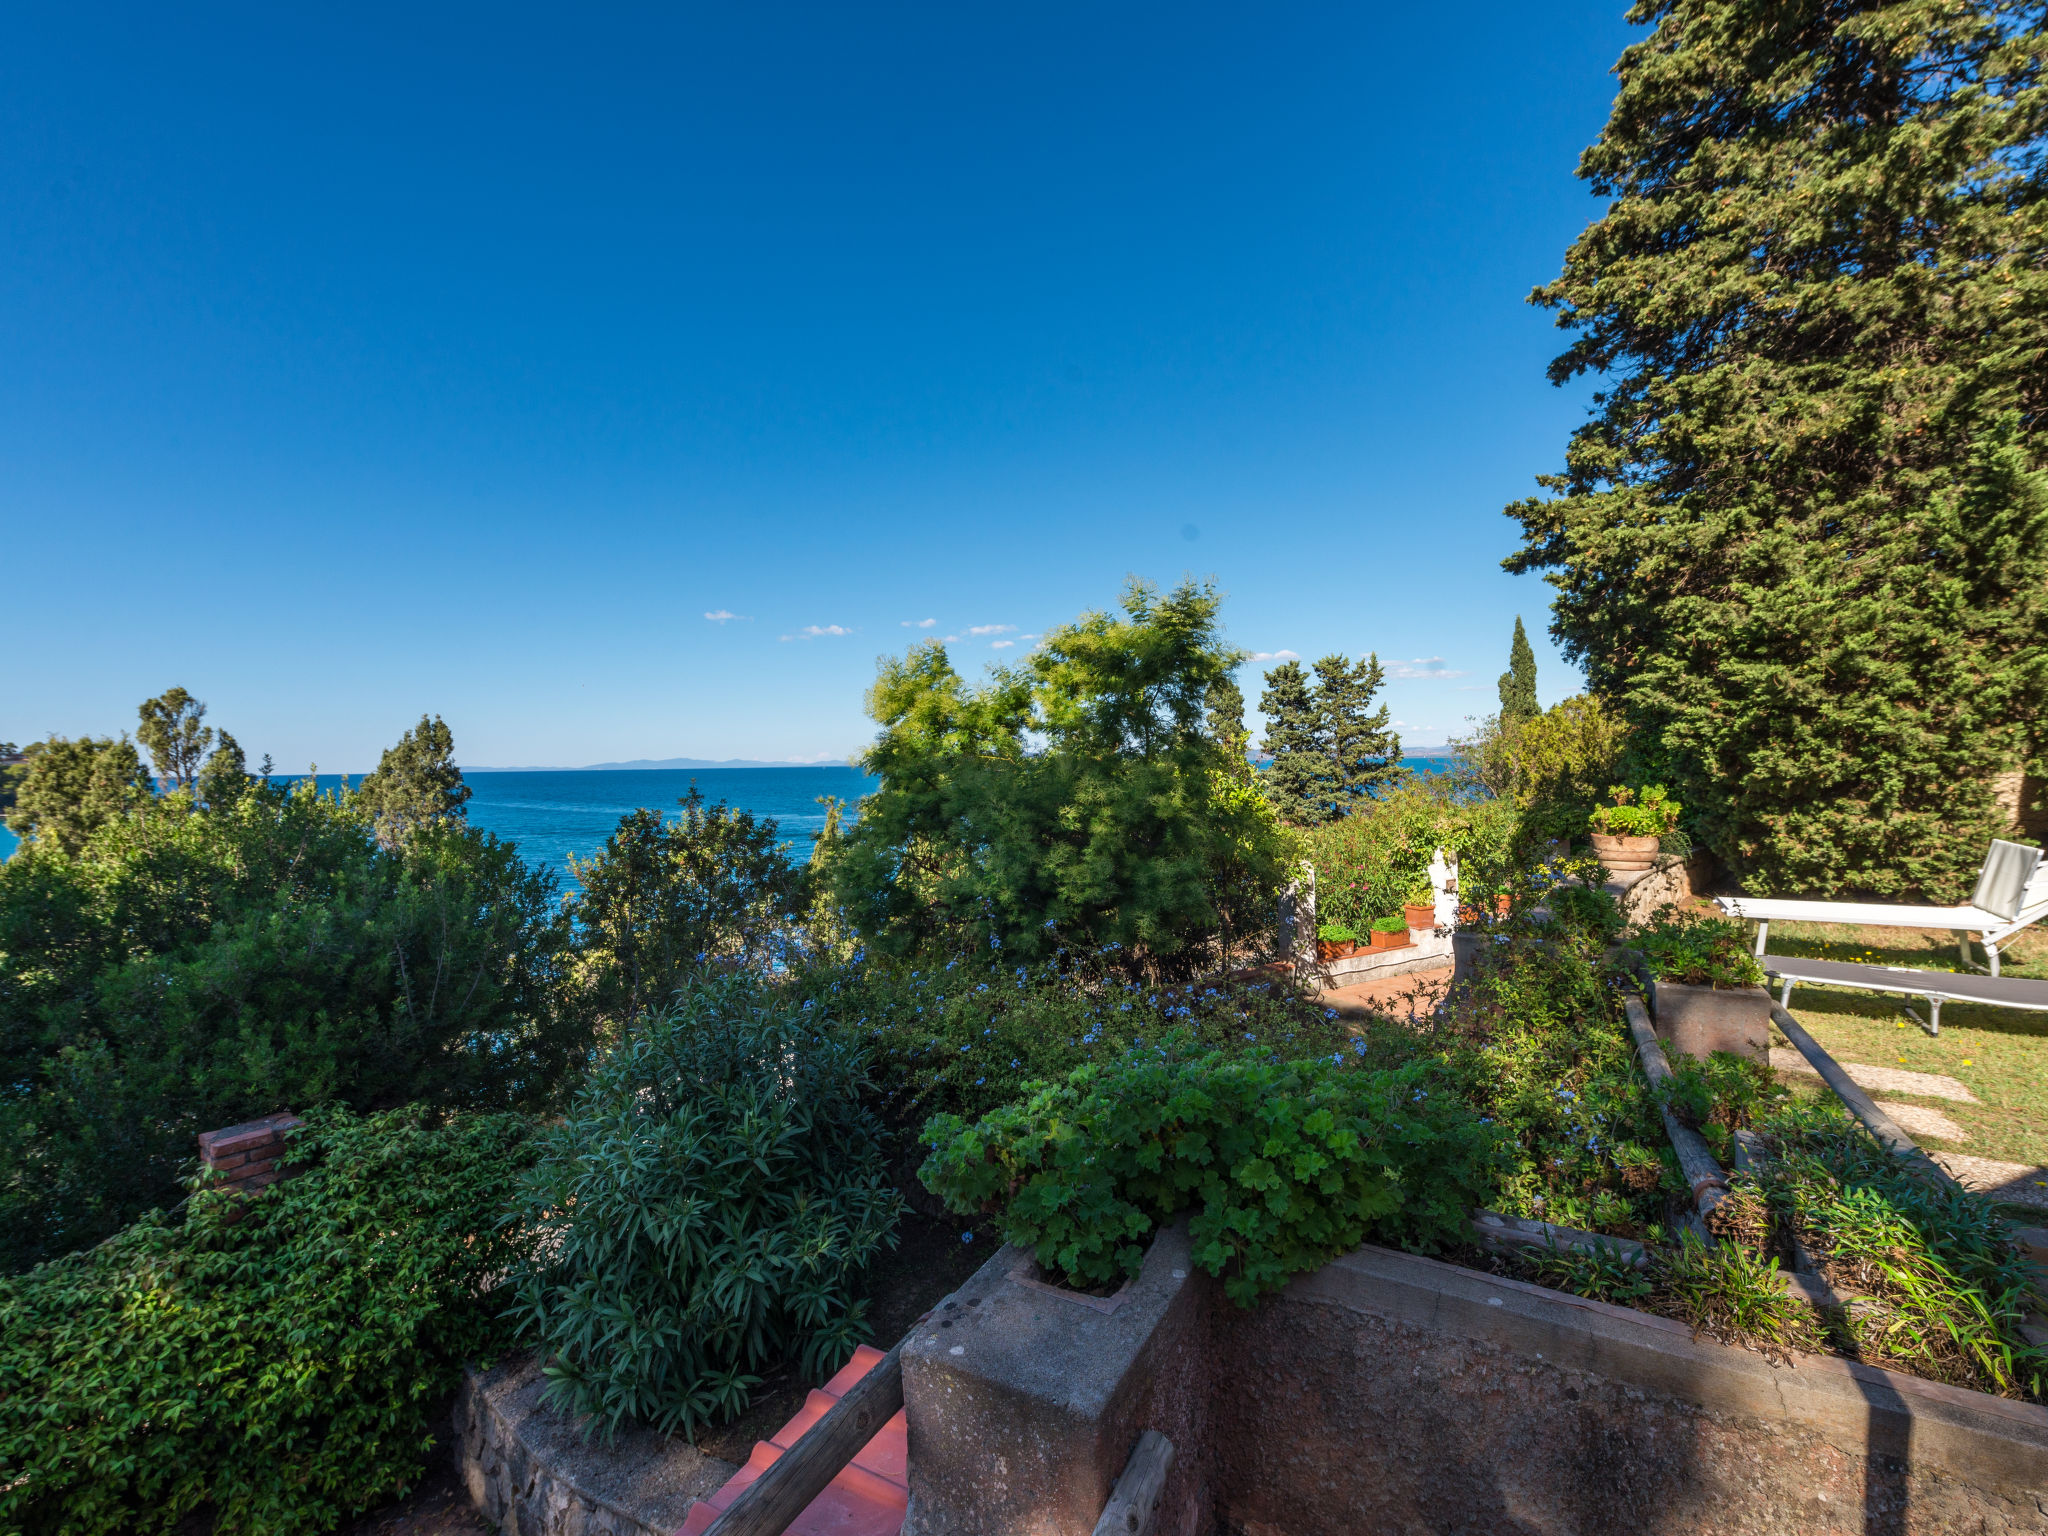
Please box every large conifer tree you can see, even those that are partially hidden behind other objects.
[1498,618,1539,727]
[1507,0,2048,898]
[1259,654,1401,825]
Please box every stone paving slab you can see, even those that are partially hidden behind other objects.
[1931,1153,2048,1213]
[1873,1100,1971,1143]
[1770,1051,1980,1103]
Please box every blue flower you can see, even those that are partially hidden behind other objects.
[976,1077,985,1086]
[960,1044,971,1052]
[962,1232,974,1243]
[1244,1032,1256,1041]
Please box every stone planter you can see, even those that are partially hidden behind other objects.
[1403,903,1436,931]
[1591,831,1660,876]
[1651,978,1771,1063]
[1368,928,1411,951]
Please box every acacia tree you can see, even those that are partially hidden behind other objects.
[1507,0,2048,898]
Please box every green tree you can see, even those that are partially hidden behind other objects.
[819,579,1293,971]
[136,687,214,790]
[1498,617,1538,727]
[1259,654,1401,826]
[568,788,811,1029]
[1205,673,1254,782]
[3,736,153,854]
[194,731,251,810]
[1507,0,2048,898]
[357,714,472,847]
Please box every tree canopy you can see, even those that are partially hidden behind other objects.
[817,579,1293,969]
[357,714,472,847]
[1498,618,1538,728]
[1258,654,1402,826]
[1507,0,2048,897]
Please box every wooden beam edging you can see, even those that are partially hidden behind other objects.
[1769,1003,1958,1190]
[698,1340,905,1536]
[1621,994,1730,1216]
[1091,1430,1176,1536]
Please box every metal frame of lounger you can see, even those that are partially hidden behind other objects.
[1763,953,2048,1037]
[1718,840,2048,977]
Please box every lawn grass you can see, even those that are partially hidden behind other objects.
[1761,919,2048,1168]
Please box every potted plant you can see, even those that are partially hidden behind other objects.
[1403,883,1436,933]
[1634,912,1769,1062]
[1316,922,1359,960]
[1588,785,1681,878]
[1368,914,1411,950]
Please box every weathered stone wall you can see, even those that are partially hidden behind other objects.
[457,1353,736,1536]
[898,1239,2048,1536]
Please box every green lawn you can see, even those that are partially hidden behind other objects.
[1763,919,2048,1168]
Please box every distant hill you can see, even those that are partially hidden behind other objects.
[464,757,849,772]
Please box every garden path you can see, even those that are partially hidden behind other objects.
[1316,962,1451,1023]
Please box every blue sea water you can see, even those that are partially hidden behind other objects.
[0,757,1457,871]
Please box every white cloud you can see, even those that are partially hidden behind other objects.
[703,610,748,623]
[1386,656,1468,679]
[990,639,1016,649]
[779,624,856,642]
[967,624,1016,636]
[902,618,937,628]
[1247,649,1300,663]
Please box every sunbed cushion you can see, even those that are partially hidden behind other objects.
[1970,839,2043,922]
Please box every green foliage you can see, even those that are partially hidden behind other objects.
[1301,778,1518,930]
[918,1042,1496,1305]
[817,579,1295,970]
[0,780,581,1272]
[507,979,902,1442]
[1636,911,1766,989]
[796,954,1356,1131]
[1257,654,1402,827]
[1497,617,1538,727]
[2,735,153,853]
[193,730,251,810]
[135,687,214,790]
[0,1105,537,1536]
[1507,0,2048,899]
[568,788,810,1031]
[356,714,472,848]
[1369,914,1407,935]
[1316,922,1357,944]
[1452,694,1629,842]
[1764,1126,2046,1399]
[1588,784,1680,837]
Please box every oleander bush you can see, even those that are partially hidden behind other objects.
[0,1105,537,1536]
[917,1039,1498,1305]
[506,978,903,1442]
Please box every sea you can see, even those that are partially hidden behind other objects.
[0,756,1456,875]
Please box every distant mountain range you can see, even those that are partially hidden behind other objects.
[464,757,850,772]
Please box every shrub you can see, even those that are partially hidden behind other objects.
[1301,779,1518,931]
[506,979,903,1443]
[0,781,582,1272]
[796,954,1359,1131]
[918,1042,1497,1305]
[1635,911,1765,990]
[1589,784,1682,838]
[0,1105,536,1536]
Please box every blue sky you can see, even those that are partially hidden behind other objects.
[4,4,1632,770]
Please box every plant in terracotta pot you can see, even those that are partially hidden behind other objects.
[1588,785,1681,877]
[1368,914,1411,950]
[1402,882,1436,932]
[1316,922,1359,960]
[1633,911,1769,1063]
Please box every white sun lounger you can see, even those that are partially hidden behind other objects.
[1717,839,2048,976]
[1763,954,2048,1035]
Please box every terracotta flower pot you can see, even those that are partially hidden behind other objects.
[1590,831,1660,876]
[1317,940,1359,961]
[1369,928,1411,951]
[1403,903,1436,931]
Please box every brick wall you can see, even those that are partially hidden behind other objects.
[197,1112,303,1207]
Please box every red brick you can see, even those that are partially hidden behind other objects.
[205,1150,249,1174]
[238,1169,282,1192]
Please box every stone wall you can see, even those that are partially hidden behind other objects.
[900,1238,2048,1535]
[457,1354,736,1536]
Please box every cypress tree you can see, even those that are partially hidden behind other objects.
[1498,617,1539,727]
[1506,0,2048,898]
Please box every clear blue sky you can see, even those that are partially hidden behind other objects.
[4,4,1631,771]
